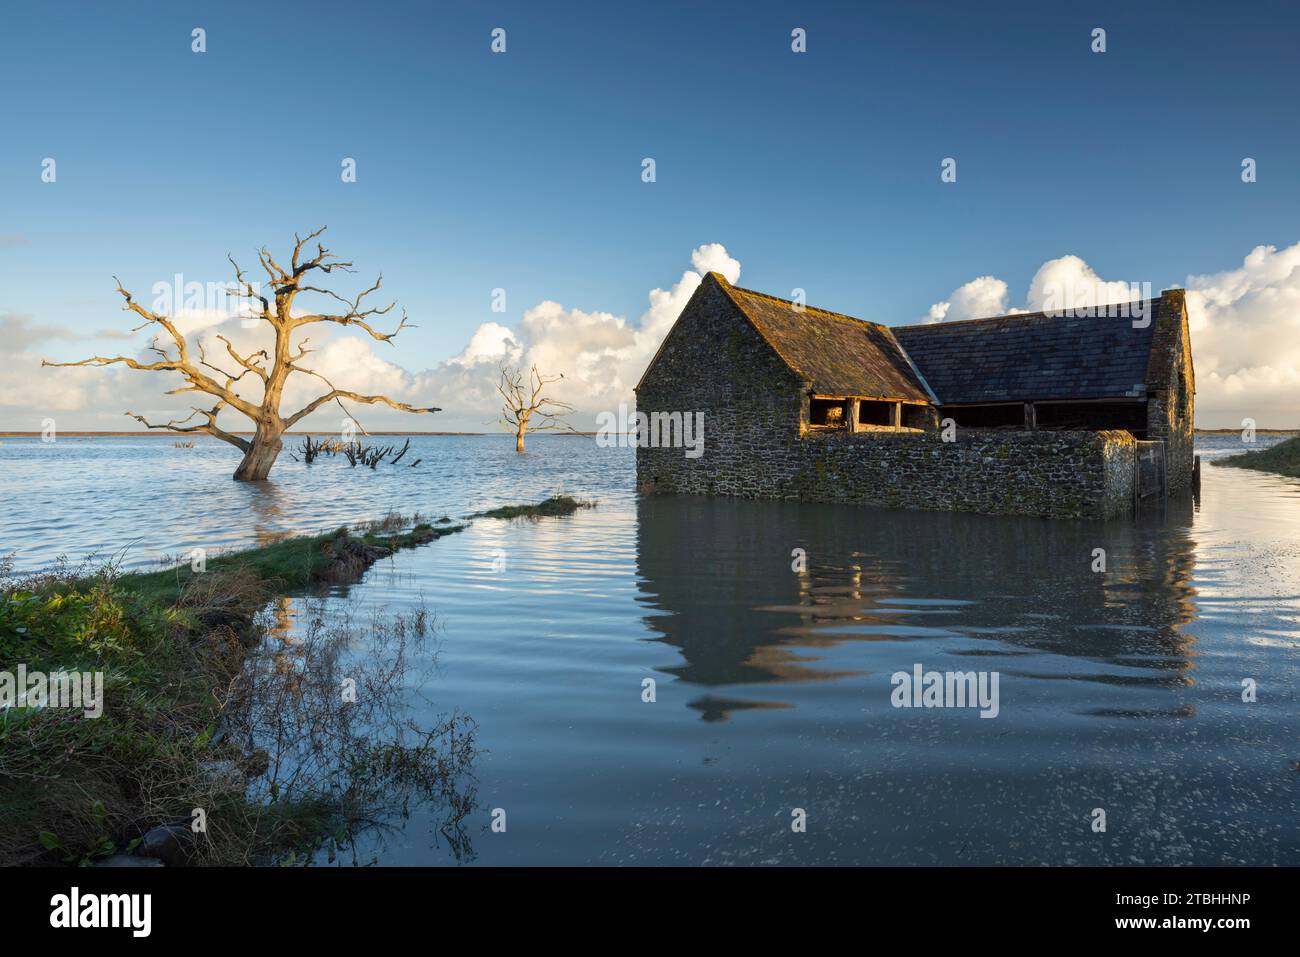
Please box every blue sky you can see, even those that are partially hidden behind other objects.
[2,0,1298,429]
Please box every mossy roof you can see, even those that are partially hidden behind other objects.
[716,277,934,401]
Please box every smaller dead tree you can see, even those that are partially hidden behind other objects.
[497,364,575,453]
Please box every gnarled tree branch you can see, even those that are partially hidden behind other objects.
[125,406,251,453]
[43,227,439,480]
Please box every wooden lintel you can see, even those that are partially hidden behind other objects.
[810,394,930,406]
[941,397,1147,409]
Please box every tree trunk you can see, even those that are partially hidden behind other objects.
[515,423,526,453]
[233,430,284,481]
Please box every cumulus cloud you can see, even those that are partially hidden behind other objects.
[924,276,1008,323]
[447,322,519,368]
[1024,255,1149,314]
[924,256,1154,324]
[920,242,1300,427]
[1182,242,1300,426]
[691,243,741,284]
[0,315,122,417]
[397,243,744,427]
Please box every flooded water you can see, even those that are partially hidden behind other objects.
[3,433,1299,864]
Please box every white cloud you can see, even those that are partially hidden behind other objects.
[1024,255,1147,314]
[923,276,1008,323]
[691,243,741,284]
[1183,242,1300,427]
[400,243,743,426]
[447,322,519,367]
[0,314,174,420]
[171,308,243,338]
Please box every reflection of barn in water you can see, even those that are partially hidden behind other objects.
[634,494,1199,720]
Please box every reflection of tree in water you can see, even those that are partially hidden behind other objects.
[635,494,1199,720]
[264,595,302,691]
[229,597,480,863]
[244,482,295,548]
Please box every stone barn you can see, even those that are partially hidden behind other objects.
[634,272,1194,519]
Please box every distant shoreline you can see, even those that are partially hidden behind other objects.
[0,431,487,437]
[0,429,1283,438]
[1194,428,1296,435]
[0,430,601,437]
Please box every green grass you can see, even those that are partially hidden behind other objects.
[0,513,469,866]
[121,533,336,606]
[470,494,595,520]
[1,567,237,865]
[120,520,465,606]
[1217,435,1300,478]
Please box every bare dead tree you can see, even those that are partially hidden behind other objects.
[42,228,440,481]
[299,435,349,464]
[337,438,411,469]
[497,364,575,453]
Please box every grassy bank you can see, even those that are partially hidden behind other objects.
[1,561,236,865]
[122,513,465,607]
[1216,435,1300,479]
[1,499,584,866]
[470,494,594,520]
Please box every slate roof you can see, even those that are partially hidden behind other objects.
[892,300,1164,405]
[719,279,934,401]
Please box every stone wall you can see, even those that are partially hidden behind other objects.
[1102,433,1139,514]
[1145,290,1196,491]
[636,271,807,459]
[637,425,1138,519]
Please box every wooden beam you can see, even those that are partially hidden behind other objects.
[942,398,1146,409]
[891,402,902,430]
[1024,403,1037,430]
[809,394,931,406]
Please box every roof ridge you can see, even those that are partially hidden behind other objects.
[893,296,1163,331]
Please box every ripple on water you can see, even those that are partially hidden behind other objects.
[5,434,1300,865]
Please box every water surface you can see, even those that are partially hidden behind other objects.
[2,433,1298,864]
